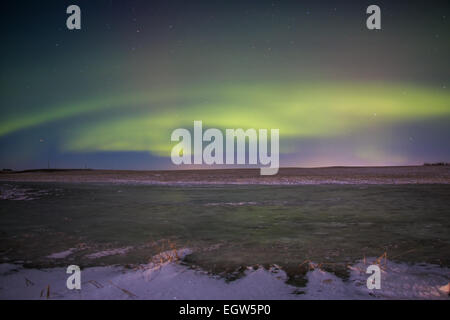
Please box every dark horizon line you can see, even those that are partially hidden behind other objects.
[2,163,449,174]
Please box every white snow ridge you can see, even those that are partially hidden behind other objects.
[0,256,448,300]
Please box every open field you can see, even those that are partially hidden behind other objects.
[1,166,449,184]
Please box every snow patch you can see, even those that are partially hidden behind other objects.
[0,185,50,201]
[85,247,133,259]
[47,249,77,259]
[0,258,448,300]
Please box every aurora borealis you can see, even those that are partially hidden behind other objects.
[1,0,449,170]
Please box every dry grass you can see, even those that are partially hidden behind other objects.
[299,249,416,274]
[40,285,50,299]
[24,277,34,287]
[87,280,103,288]
[151,240,180,264]
[108,281,138,298]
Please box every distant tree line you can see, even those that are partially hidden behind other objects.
[423,162,450,166]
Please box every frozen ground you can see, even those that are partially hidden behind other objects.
[0,254,448,300]
[1,180,448,300]
[1,166,449,185]
[0,184,52,201]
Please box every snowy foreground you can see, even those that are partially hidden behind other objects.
[0,250,448,300]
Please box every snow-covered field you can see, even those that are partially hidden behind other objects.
[1,255,448,300]
[1,166,449,185]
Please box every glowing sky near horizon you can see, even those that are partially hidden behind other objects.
[0,0,449,170]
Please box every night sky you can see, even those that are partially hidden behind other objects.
[1,0,449,170]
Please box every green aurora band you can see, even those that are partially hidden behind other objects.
[1,82,449,159]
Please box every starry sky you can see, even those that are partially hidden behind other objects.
[1,0,449,170]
